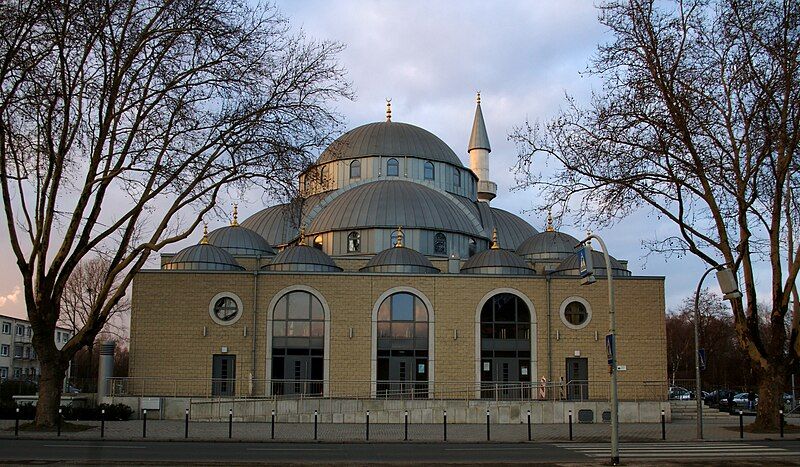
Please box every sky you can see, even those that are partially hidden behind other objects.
[0,0,763,320]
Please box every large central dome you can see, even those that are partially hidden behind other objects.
[316,121,464,167]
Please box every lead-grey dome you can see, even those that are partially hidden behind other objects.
[241,203,302,247]
[460,248,534,275]
[163,243,244,271]
[263,244,342,272]
[308,180,481,236]
[554,250,630,277]
[360,246,439,274]
[516,231,580,260]
[316,121,464,167]
[491,208,539,251]
[208,225,275,256]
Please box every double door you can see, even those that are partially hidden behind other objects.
[211,355,236,397]
[480,357,530,399]
[566,357,589,400]
[274,354,323,396]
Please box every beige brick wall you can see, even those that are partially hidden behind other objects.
[129,271,666,400]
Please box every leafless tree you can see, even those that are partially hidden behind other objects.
[0,0,350,427]
[512,0,799,429]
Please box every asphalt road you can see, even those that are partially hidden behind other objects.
[1,439,800,464]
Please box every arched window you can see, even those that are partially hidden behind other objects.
[424,161,434,180]
[313,235,323,250]
[377,292,429,397]
[453,168,461,187]
[272,291,325,395]
[434,232,447,255]
[387,158,399,177]
[347,231,361,253]
[349,160,361,179]
[480,293,531,399]
[468,238,477,257]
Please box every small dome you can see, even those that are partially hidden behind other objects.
[460,249,534,275]
[516,231,580,260]
[163,243,244,271]
[208,225,275,256]
[263,244,342,272]
[490,208,539,251]
[554,250,630,277]
[360,247,439,274]
[316,121,464,167]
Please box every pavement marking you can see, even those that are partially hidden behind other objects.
[246,448,337,451]
[444,447,541,451]
[554,442,795,459]
[44,444,146,449]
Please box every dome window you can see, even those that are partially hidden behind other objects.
[347,231,361,253]
[349,160,361,179]
[453,168,461,187]
[387,158,399,177]
[313,235,323,250]
[319,166,328,187]
[559,297,592,330]
[434,232,447,255]
[468,238,477,257]
[424,161,435,181]
[209,292,243,326]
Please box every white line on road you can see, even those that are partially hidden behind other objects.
[444,447,541,451]
[44,445,146,449]
[246,448,337,451]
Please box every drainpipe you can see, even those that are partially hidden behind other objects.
[251,256,260,396]
[546,275,553,382]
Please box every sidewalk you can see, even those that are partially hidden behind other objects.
[1,417,797,443]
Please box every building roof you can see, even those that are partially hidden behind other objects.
[308,180,482,236]
[263,244,342,272]
[554,249,630,277]
[240,202,302,247]
[516,230,580,260]
[460,248,534,275]
[316,121,464,167]
[207,225,275,256]
[468,98,491,152]
[360,246,439,274]
[162,243,244,271]
[490,208,539,251]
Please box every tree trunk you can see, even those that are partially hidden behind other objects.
[34,358,67,428]
[752,365,784,431]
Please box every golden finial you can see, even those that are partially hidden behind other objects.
[546,208,555,232]
[231,203,239,226]
[476,91,481,105]
[394,226,404,248]
[490,227,500,249]
[299,226,306,245]
[386,98,392,122]
[200,223,209,244]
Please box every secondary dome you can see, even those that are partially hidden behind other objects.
[263,244,342,272]
[490,208,539,251]
[163,243,244,271]
[208,225,275,256]
[516,231,580,260]
[308,180,481,236]
[461,230,534,275]
[554,250,630,277]
[316,121,464,167]
[240,202,301,247]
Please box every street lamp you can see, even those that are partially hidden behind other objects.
[693,264,741,439]
[576,233,619,466]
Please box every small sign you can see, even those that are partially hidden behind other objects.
[605,334,615,365]
[417,363,425,374]
[521,366,528,376]
[577,246,594,278]
[699,348,706,371]
[483,362,490,372]
[616,365,627,371]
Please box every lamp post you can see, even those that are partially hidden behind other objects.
[693,264,741,439]
[577,233,618,466]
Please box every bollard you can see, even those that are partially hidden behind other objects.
[780,410,784,438]
[271,409,275,440]
[661,410,665,440]
[142,409,147,438]
[185,408,189,439]
[443,410,447,442]
[366,410,370,441]
[527,409,531,441]
[739,410,743,439]
[228,409,233,439]
[404,410,408,441]
[57,408,62,437]
[568,410,573,441]
[101,409,105,438]
[314,410,318,440]
[486,409,491,441]
[14,408,19,437]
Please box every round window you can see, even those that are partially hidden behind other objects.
[559,296,592,330]
[209,292,243,325]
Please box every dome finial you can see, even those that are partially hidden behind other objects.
[394,225,404,248]
[385,98,392,122]
[299,225,307,246]
[546,208,555,232]
[231,203,239,226]
[476,91,481,105]
[200,222,209,244]
[490,227,500,249]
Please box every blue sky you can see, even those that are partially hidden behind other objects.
[0,1,758,320]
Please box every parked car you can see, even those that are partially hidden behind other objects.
[669,386,695,400]
[704,389,735,408]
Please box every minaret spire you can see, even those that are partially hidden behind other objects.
[468,92,496,202]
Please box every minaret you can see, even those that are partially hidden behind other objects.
[468,92,496,202]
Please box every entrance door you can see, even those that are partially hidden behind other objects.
[285,356,310,395]
[389,356,414,397]
[212,355,236,397]
[566,357,588,400]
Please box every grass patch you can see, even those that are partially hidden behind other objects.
[4,421,95,432]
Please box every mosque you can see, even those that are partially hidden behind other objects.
[127,95,667,415]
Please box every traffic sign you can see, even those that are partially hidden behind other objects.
[605,333,615,365]
[699,348,706,371]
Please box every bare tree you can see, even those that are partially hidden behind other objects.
[512,0,799,429]
[0,0,350,427]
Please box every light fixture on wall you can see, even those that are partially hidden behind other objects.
[595,330,598,341]
[348,327,354,339]
[453,329,458,340]
[556,330,560,341]
[202,326,207,337]
[243,326,247,337]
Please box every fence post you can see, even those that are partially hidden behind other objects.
[314,410,318,440]
[101,409,105,438]
[568,410,573,441]
[486,409,490,441]
[404,410,408,441]
[527,409,531,441]
[57,408,62,437]
[185,408,189,438]
[228,408,233,439]
[739,410,743,439]
[661,409,665,440]
[780,410,784,438]
[366,410,370,441]
[14,407,19,437]
[271,409,275,440]
[443,410,447,442]
[142,409,147,438]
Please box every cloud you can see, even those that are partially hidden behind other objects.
[0,286,21,308]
